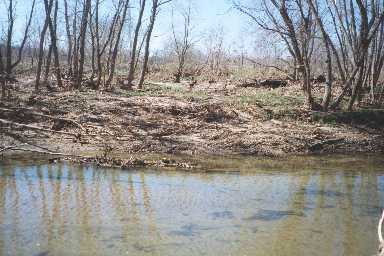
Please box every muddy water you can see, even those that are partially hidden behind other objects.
[1,155,384,256]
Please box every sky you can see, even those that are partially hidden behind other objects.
[140,0,251,51]
[0,0,254,53]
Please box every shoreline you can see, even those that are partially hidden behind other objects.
[1,82,383,166]
[2,149,384,173]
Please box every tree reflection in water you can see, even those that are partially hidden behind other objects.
[0,156,383,256]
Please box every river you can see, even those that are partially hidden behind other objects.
[0,154,383,255]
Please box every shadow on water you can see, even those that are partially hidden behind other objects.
[300,188,346,198]
[132,243,156,253]
[243,209,305,221]
[33,251,50,256]
[210,210,235,220]
[168,224,215,237]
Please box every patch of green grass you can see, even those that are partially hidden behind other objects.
[229,90,305,108]
[145,82,210,101]
[116,89,148,97]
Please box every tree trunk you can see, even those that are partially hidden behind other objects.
[347,67,365,110]
[125,0,147,89]
[64,0,73,76]
[106,0,130,87]
[44,0,62,88]
[5,0,14,75]
[75,0,92,89]
[138,0,160,89]
[95,0,102,89]
[43,44,53,83]
[35,10,50,91]
[72,0,79,85]
[0,45,4,74]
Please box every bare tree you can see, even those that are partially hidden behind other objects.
[172,2,195,83]
[74,0,92,89]
[234,0,318,109]
[306,0,333,111]
[72,0,80,80]
[4,0,36,75]
[43,0,62,88]
[138,0,172,89]
[369,16,384,104]
[204,26,227,79]
[64,0,74,76]
[0,46,4,76]
[35,0,53,90]
[235,0,384,110]
[124,0,147,90]
[320,0,384,110]
[106,0,130,87]
[89,0,122,89]
[1,0,36,97]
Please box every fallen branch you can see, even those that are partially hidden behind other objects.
[0,146,16,153]
[0,146,78,157]
[2,131,57,152]
[0,146,196,169]
[0,107,85,131]
[0,118,79,137]
[237,79,288,89]
[309,138,345,152]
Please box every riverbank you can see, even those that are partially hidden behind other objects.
[1,80,384,161]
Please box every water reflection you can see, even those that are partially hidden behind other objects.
[0,158,383,255]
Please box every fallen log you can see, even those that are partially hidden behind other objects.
[0,107,85,131]
[0,146,77,157]
[6,136,58,153]
[237,79,288,89]
[0,118,79,137]
[0,146,16,153]
[258,79,288,88]
[0,146,196,170]
[237,79,258,88]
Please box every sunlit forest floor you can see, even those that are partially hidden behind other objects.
[1,78,384,158]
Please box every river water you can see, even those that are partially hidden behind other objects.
[0,154,384,256]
